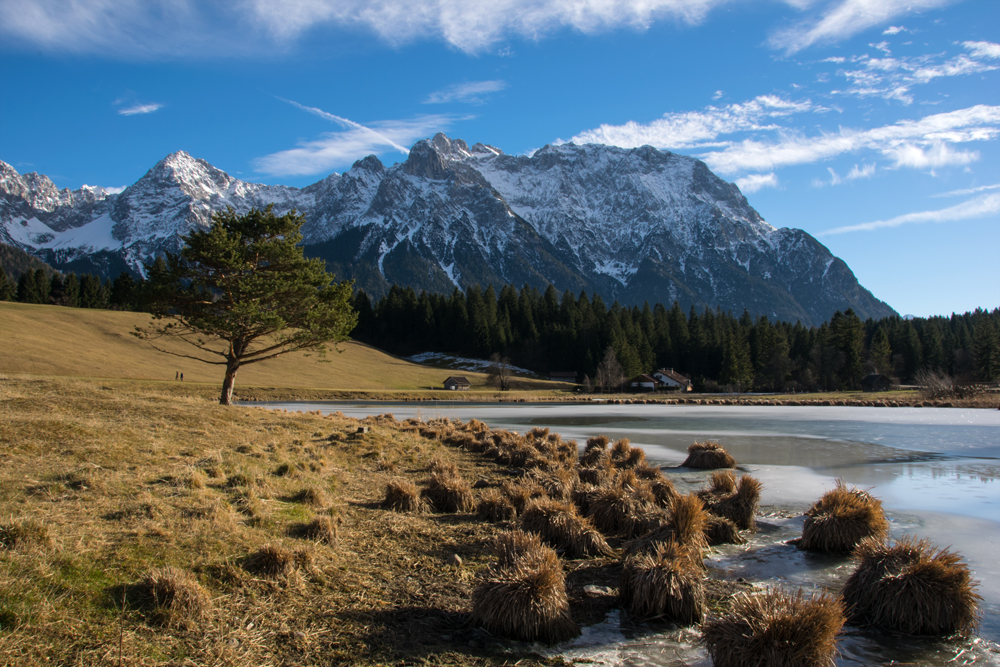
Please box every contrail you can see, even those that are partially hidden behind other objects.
[280,98,410,155]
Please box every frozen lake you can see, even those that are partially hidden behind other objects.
[251,401,1000,664]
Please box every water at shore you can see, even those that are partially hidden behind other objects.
[250,401,1000,664]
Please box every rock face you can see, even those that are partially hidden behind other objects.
[0,135,895,325]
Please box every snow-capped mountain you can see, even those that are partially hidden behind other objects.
[0,136,896,325]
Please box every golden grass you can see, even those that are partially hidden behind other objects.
[0,376,568,666]
[619,540,705,624]
[681,441,737,469]
[519,498,614,559]
[0,301,567,396]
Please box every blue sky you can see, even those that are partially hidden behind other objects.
[0,0,997,318]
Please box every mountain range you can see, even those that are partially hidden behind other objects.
[0,134,895,326]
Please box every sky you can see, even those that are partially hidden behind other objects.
[0,0,997,319]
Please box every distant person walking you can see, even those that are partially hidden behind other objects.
[180,372,184,381]
[175,371,179,381]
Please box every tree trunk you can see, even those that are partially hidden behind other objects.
[220,358,240,405]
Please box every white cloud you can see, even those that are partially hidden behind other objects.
[963,41,1000,60]
[769,0,952,54]
[254,105,456,176]
[735,172,778,193]
[701,104,1000,174]
[424,80,507,105]
[569,95,819,149]
[820,192,1000,235]
[829,49,998,105]
[819,162,876,186]
[883,25,906,35]
[118,103,162,116]
[712,90,724,100]
[885,142,978,169]
[932,183,1000,197]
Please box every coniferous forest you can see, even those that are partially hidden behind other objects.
[2,263,998,392]
[350,283,1000,391]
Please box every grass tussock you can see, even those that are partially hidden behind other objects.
[471,530,579,644]
[619,540,705,624]
[841,536,982,636]
[704,515,746,546]
[0,519,52,551]
[129,566,212,629]
[289,516,339,544]
[797,480,888,553]
[586,485,661,538]
[681,441,736,469]
[702,588,845,667]
[477,488,518,523]
[705,474,762,532]
[500,478,548,514]
[293,486,327,507]
[519,498,615,559]
[420,473,475,513]
[381,479,426,513]
[624,493,709,558]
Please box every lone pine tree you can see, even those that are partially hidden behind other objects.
[136,206,357,405]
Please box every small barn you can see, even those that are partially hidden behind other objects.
[652,368,693,392]
[443,376,472,391]
[549,371,578,383]
[628,374,661,391]
[862,374,893,392]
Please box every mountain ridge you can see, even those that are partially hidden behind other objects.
[0,136,896,326]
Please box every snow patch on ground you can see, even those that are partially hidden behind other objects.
[406,352,541,378]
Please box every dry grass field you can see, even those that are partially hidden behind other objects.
[0,376,571,665]
[0,302,568,399]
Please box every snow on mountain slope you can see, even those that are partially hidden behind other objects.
[0,137,896,324]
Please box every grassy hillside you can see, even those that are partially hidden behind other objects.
[0,302,564,396]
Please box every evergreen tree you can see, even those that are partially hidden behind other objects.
[0,267,13,301]
[79,274,107,308]
[972,319,1000,382]
[109,272,138,311]
[869,326,892,376]
[137,206,356,405]
[830,309,865,389]
[62,273,81,308]
[16,270,40,303]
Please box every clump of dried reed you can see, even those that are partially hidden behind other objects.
[289,516,338,544]
[381,479,425,513]
[420,473,475,513]
[130,566,212,629]
[501,478,548,514]
[619,540,705,624]
[702,588,845,667]
[477,488,517,523]
[426,455,459,477]
[705,474,762,532]
[520,498,615,559]
[243,545,300,578]
[797,481,888,553]
[293,486,327,507]
[471,530,579,644]
[704,515,745,546]
[681,441,736,469]
[841,536,981,636]
[624,493,709,558]
[586,485,661,538]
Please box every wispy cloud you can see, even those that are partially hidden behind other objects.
[884,142,978,170]
[6,0,922,58]
[769,0,952,54]
[883,25,907,35]
[827,43,998,105]
[819,192,1000,235]
[425,80,507,105]
[932,183,1000,197]
[279,98,411,155]
[118,103,162,116]
[701,104,1000,175]
[963,40,1000,60]
[814,162,876,187]
[735,172,778,193]
[255,102,456,176]
[570,95,820,149]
